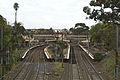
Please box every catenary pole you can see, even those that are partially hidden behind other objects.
[1,25,4,80]
[115,25,119,80]
[62,33,64,68]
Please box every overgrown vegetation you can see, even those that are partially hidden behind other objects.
[48,40,68,59]
[57,40,68,49]
[0,14,26,76]
[83,0,120,79]
[90,23,120,50]
[94,52,103,61]
[33,28,55,34]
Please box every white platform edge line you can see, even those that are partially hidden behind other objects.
[79,45,94,59]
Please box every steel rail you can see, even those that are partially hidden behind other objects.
[79,46,104,80]
[72,46,83,80]
[13,47,39,80]
[5,48,35,80]
[23,46,46,80]
[59,61,69,80]
[35,49,44,80]
[23,47,42,80]
[80,51,93,80]
[23,53,34,80]
[5,45,43,80]
[76,47,91,80]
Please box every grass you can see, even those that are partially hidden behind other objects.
[102,50,120,80]
[57,62,62,71]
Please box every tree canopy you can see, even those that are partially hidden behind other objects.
[90,23,120,50]
[13,2,19,11]
[0,14,25,50]
[83,0,120,24]
[69,23,89,35]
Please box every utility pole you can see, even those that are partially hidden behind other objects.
[105,50,108,72]
[57,30,59,41]
[62,33,64,68]
[115,25,119,80]
[54,31,58,74]
[29,32,30,47]
[43,55,46,80]
[53,42,58,75]
[1,25,4,80]
[88,32,90,54]
[6,46,10,71]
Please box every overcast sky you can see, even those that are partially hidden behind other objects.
[0,0,97,29]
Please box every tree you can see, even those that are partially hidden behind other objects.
[90,23,117,49]
[13,2,19,28]
[62,28,69,34]
[0,15,6,25]
[0,15,7,49]
[83,0,120,24]
[90,23,105,43]
[48,27,54,34]
[69,23,89,35]
[75,23,89,30]
[83,1,120,79]
[16,22,26,34]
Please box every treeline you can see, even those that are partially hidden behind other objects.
[90,23,120,50]
[32,28,55,34]
[0,14,26,50]
[0,14,26,75]
[69,23,89,35]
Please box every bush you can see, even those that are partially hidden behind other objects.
[94,52,103,61]
[57,40,68,49]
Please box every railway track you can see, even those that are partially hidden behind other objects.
[73,45,104,80]
[5,44,68,80]
[23,47,45,80]
[80,48,103,80]
[5,48,36,80]
[60,62,69,80]
[74,45,92,80]
[71,46,83,80]
[5,43,105,80]
[34,48,46,80]
[5,46,45,80]
[60,47,72,80]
